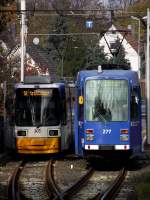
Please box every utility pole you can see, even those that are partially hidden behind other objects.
[61,55,64,79]
[146,8,150,144]
[1,81,7,151]
[131,16,141,78]
[2,81,7,125]
[20,0,27,83]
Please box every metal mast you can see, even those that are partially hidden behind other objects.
[146,9,150,144]
[20,0,27,83]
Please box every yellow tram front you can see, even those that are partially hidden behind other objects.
[14,83,68,154]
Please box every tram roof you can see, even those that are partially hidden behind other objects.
[15,82,65,89]
[77,70,139,86]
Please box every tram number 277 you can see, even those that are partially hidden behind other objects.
[102,129,112,134]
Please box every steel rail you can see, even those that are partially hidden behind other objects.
[92,167,127,200]
[46,159,63,200]
[7,160,25,200]
[55,167,94,200]
[46,159,94,200]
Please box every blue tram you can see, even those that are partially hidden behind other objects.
[74,66,142,158]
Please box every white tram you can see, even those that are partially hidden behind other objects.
[6,76,74,154]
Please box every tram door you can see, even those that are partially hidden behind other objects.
[60,86,72,151]
[130,87,142,152]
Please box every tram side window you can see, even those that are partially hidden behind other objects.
[45,89,61,125]
[61,98,67,125]
[130,88,139,121]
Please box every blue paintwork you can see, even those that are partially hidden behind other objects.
[76,70,139,87]
[74,69,142,157]
[84,121,130,144]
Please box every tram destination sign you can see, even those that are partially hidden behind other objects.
[22,89,50,97]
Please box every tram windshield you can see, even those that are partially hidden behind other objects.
[85,79,128,122]
[15,88,61,126]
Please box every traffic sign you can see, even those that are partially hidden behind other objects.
[86,20,93,29]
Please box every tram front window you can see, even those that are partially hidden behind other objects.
[15,88,61,126]
[85,79,128,122]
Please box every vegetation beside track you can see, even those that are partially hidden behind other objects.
[135,172,150,200]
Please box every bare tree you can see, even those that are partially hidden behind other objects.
[25,0,104,11]
[107,0,138,9]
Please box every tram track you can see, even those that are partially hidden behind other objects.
[46,159,62,199]
[1,156,149,200]
[7,160,26,200]
[6,157,94,200]
[91,167,127,200]
[49,160,131,200]
[3,159,50,199]
[59,166,94,200]
[46,158,128,200]
[46,158,94,200]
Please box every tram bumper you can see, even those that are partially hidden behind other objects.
[84,145,130,150]
[83,144,132,159]
[16,137,61,154]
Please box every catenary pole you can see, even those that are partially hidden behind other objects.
[146,8,150,144]
[20,0,26,83]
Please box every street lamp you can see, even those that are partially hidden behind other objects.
[131,16,141,78]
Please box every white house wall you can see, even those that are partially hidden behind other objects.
[0,40,8,54]
[99,25,139,72]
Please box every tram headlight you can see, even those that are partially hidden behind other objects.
[120,134,128,141]
[17,130,27,136]
[86,135,94,141]
[85,129,94,141]
[85,129,94,134]
[49,130,58,136]
[120,129,128,134]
